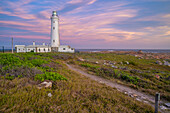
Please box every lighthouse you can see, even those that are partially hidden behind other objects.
[51,11,60,50]
[15,11,75,53]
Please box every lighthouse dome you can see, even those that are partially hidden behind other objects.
[52,11,57,16]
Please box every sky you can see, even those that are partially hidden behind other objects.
[0,0,170,49]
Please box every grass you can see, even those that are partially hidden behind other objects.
[72,52,170,101]
[0,52,155,112]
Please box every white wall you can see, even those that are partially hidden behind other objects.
[16,47,25,53]
[26,47,36,52]
[58,46,75,53]
[16,46,51,53]
[37,48,51,53]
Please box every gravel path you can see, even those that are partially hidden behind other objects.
[66,63,169,113]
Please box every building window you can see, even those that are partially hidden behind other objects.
[53,27,55,30]
[53,40,55,43]
[63,48,65,50]
[44,48,45,51]
[28,49,30,50]
[48,48,50,51]
[19,49,20,50]
[39,48,40,52]
[53,21,55,23]
[71,48,74,50]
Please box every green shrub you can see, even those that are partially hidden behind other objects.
[0,54,22,67]
[35,72,67,81]
[129,61,138,66]
[30,59,48,67]
[120,73,139,85]
[81,63,99,69]
[5,75,15,80]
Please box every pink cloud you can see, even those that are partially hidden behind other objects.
[0,34,49,40]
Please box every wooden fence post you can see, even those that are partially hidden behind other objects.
[155,93,160,113]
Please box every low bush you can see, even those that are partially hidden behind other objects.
[80,63,140,85]
[30,59,48,67]
[129,61,138,66]
[81,63,99,69]
[0,66,43,79]
[35,72,67,81]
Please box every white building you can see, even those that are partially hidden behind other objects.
[15,42,51,53]
[15,11,75,53]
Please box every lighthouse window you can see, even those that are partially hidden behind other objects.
[44,48,45,51]
[53,21,55,23]
[39,49,40,52]
[53,40,55,42]
[53,27,55,30]
[63,48,65,50]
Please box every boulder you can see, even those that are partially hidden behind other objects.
[111,65,117,69]
[37,81,52,89]
[77,58,85,62]
[160,105,167,110]
[126,61,129,65]
[165,103,170,108]
[156,61,162,65]
[163,60,170,66]
[95,61,99,64]
[48,93,52,97]
[133,94,138,97]
[154,75,160,79]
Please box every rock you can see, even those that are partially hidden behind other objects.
[136,98,142,102]
[130,94,134,98]
[48,93,52,97]
[126,61,129,65]
[143,101,148,103]
[37,81,52,89]
[95,61,99,64]
[160,105,167,110]
[77,58,85,62]
[154,75,160,79]
[156,61,162,65]
[111,65,117,69]
[163,60,170,66]
[133,94,138,97]
[124,92,128,95]
[141,96,146,100]
[165,103,170,108]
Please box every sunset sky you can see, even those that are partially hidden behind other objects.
[0,0,170,49]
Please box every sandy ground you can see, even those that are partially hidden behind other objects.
[66,63,170,113]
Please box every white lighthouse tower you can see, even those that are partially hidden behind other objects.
[15,11,75,53]
[51,11,60,51]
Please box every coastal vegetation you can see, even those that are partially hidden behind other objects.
[70,52,170,101]
[0,52,155,112]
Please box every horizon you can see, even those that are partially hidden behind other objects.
[0,0,170,49]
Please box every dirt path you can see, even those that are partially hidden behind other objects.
[66,63,169,113]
